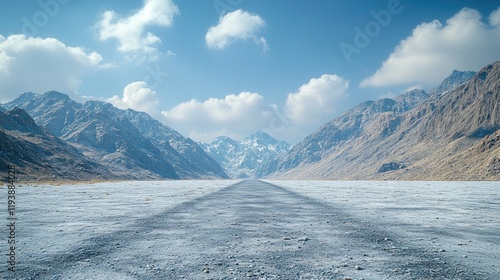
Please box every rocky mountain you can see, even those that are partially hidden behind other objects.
[0,66,487,181]
[124,109,227,179]
[260,63,498,180]
[3,92,228,180]
[256,89,430,177]
[428,70,476,96]
[0,107,113,181]
[199,131,291,178]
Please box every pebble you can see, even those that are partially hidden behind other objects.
[355,265,364,270]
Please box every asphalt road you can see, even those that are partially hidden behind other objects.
[8,180,495,279]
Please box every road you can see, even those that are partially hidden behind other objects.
[8,180,495,279]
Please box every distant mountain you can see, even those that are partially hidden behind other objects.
[428,70,476,96]
[260,63,497,180]
[0,108,113,181]
[4,92,228,179]
[199,131,291,178]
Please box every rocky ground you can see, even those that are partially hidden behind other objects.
[1,180,498,279]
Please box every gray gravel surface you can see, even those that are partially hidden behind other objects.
[3,179,498,279]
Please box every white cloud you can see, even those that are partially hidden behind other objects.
[206,9,268,50]
[161,92,272,142]
[285,74,349,126]
[97,0,179,60]
[107,81,159,115]
[490,7,500,26]
[0,34,102,103]
[159,74,350,144]
[361,7,500,88]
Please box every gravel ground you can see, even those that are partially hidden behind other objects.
[1,179,498,279]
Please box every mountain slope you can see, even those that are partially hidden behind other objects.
[200,131,291,178]
[4,92,228,179]
[124,110,228,179]
[63,101,179,179]
[257,89,430,177]
[263,62,498,180]
[0,108,113,181]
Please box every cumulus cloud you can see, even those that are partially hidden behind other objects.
[107,81,159,115]
[285,74,349,126]
[0,34,102,103]
[97,0,179,60]
[161,92,273,142]
[206,9,268,51]
[490,7,500,26]
[159,74,350,144]
[361,7,500,88]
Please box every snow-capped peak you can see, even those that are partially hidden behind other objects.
[200,131,291,178]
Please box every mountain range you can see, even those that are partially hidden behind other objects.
[2,92,228,180]
[198,131,291,178]
[258,62,499,180]
[1,61,498,181]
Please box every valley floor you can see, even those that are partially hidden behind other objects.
[1,180,498,279]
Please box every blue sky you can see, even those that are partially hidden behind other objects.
[0,0,499,143]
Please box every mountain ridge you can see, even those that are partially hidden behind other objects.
[4,92,228,180]
[1,65,493,181]
[199,131,291,178]
[0,107,114,181]
[261,62,498,180]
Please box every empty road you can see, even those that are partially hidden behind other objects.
[7,180,496,279]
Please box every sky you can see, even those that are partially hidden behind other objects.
[0,0,499,144]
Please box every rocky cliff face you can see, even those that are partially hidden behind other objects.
[261,63,498,180]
